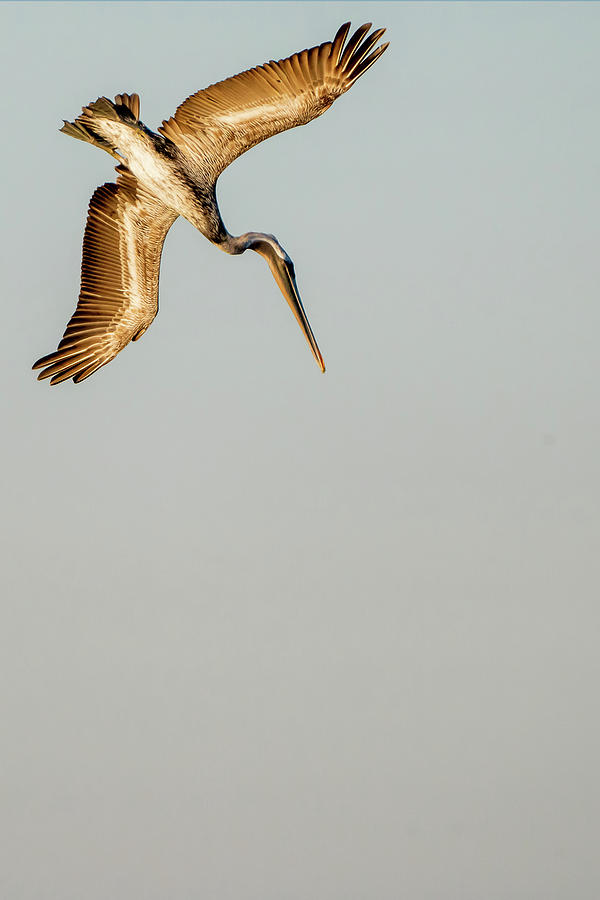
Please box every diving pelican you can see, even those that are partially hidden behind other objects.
[33,22,389,385]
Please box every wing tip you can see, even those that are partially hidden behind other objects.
[331,22,389,88]
[32,353,53,372]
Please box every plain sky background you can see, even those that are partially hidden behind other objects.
[1,2,599,898]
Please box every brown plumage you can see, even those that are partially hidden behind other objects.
[159,22,389,178]
[34,22,389,384]
[34,169,176,384]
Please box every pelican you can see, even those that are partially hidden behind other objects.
[33,22,389,385]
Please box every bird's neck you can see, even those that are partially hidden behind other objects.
[218,232,279,257]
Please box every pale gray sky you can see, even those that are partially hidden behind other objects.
[2,2,600,898]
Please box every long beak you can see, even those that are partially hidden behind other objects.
[267,255,326,373]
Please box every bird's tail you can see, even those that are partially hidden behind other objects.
[60,93,141,160]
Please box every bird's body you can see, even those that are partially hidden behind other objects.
[33,22,389,385]
[88,114,225,240]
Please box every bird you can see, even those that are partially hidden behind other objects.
[33,21,389,385]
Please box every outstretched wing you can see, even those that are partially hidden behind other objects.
[159,22,389,178]
[33,169,178,385]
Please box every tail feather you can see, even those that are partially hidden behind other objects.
[114,92,140,121]
[59,118,122,160]
[60,92,141,158]
[80,96,121,122]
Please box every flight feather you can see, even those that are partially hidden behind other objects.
[159,22,389,178]
[33,168,177,384]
